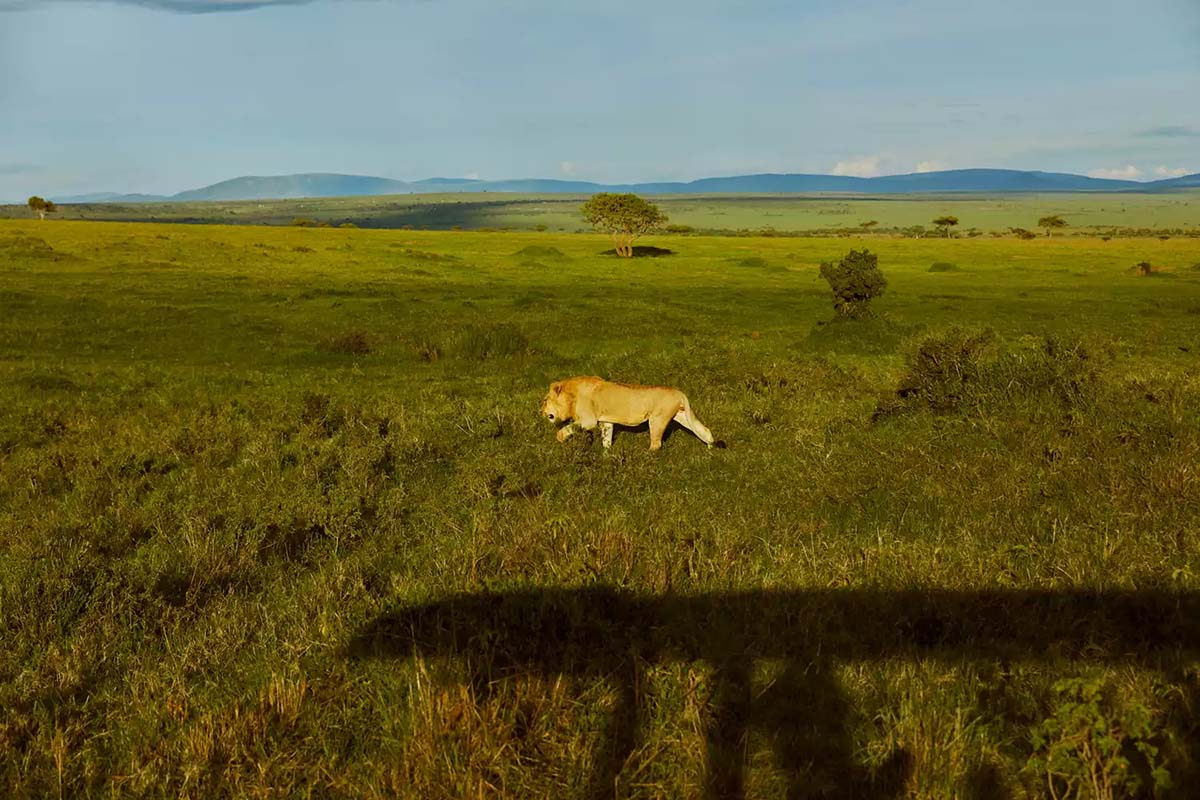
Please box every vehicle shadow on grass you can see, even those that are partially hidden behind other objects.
[348,587,1200,799]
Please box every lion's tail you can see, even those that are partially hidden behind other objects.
[677,396,720,447]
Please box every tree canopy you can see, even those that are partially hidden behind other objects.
[932,216,959,237]
[1037,215,1068,236]
[27,196,57,221]
[580,193,667,257]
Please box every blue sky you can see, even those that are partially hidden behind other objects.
[1,0,1198,198]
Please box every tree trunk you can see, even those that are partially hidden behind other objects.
[37,209,45,221]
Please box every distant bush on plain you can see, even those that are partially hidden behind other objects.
[929,261,961,272]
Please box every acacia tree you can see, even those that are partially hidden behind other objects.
[580,193,667,257]
[1038,215,1068,237]
[932,215,959,238]
[859,220,879,232]
[27,196,57,221]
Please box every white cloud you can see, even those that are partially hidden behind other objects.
[915,160,949,173]
[559,161,577,177]
[1153,166,1191,178]
[830,155,885,178]
[1087,165,1143,180]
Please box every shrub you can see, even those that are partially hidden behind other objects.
[1010,227,1038,240]
[890,327,998,413]
[818,249,887,318]
[875,329,1114,419]
[929,262,961,272]
[338,222,358,229]
[665,224,694,234]
[292,218,316,227]
[1023,678,1170,800]
[1134,261,1155,276]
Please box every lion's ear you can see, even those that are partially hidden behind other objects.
[553,382,563,396]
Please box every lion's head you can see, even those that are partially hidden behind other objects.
[540,381,574,424]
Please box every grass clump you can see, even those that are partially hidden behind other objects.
[0,235,58,259]
[819,248,887,318]
[929,261,961,272]
[458,323,529,359]
[322,331,372,356]
[876,328,1114,418]
[511,245,565,259]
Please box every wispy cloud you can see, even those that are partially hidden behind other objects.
[915,160,949,173]
[0,0,317,12]
[830,155,885,178]
[1136,125,1200,138]
[1088,165,1143,180]
[1153,166,1192,178]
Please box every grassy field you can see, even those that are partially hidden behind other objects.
[2,218,1200,798]
[5,189,1200,235]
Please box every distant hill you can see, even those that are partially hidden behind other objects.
[51,168,1200,204]
[1146,172,1200,189]
[56,191,169,204]
[170,173,413,202]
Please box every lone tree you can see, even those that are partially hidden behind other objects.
[1037,215,1068,237]
[932,215,959,238]
[819,249,887,318]
[859,220,879,232]
[580,193,667,257]
[27,196,57,221]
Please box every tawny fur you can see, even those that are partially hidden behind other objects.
[540,376,717,451]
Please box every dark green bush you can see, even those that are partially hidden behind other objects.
[818,249,887,318]
[929,262,961,272]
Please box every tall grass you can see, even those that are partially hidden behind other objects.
[2,220,1199,797]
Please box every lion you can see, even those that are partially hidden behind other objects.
[540,376,723,451]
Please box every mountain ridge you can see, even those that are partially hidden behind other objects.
[49,168,1200,204]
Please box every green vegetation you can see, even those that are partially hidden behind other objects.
[2,220,1200,798]
[819,248,887,317]
[933,215,960,237]
[8,190,1199,237]
[25,195,56,221]
[579,193,668,257]
[1038,214,1068,237]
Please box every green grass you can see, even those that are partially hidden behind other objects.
[6,189,1200,236]
[2,219,1200,798]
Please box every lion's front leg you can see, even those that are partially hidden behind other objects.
[600,422,614,449]
[556,422,579,442]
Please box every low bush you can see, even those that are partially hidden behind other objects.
[875,328,1114,419]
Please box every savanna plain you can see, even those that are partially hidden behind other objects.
[2,212,1200,798]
